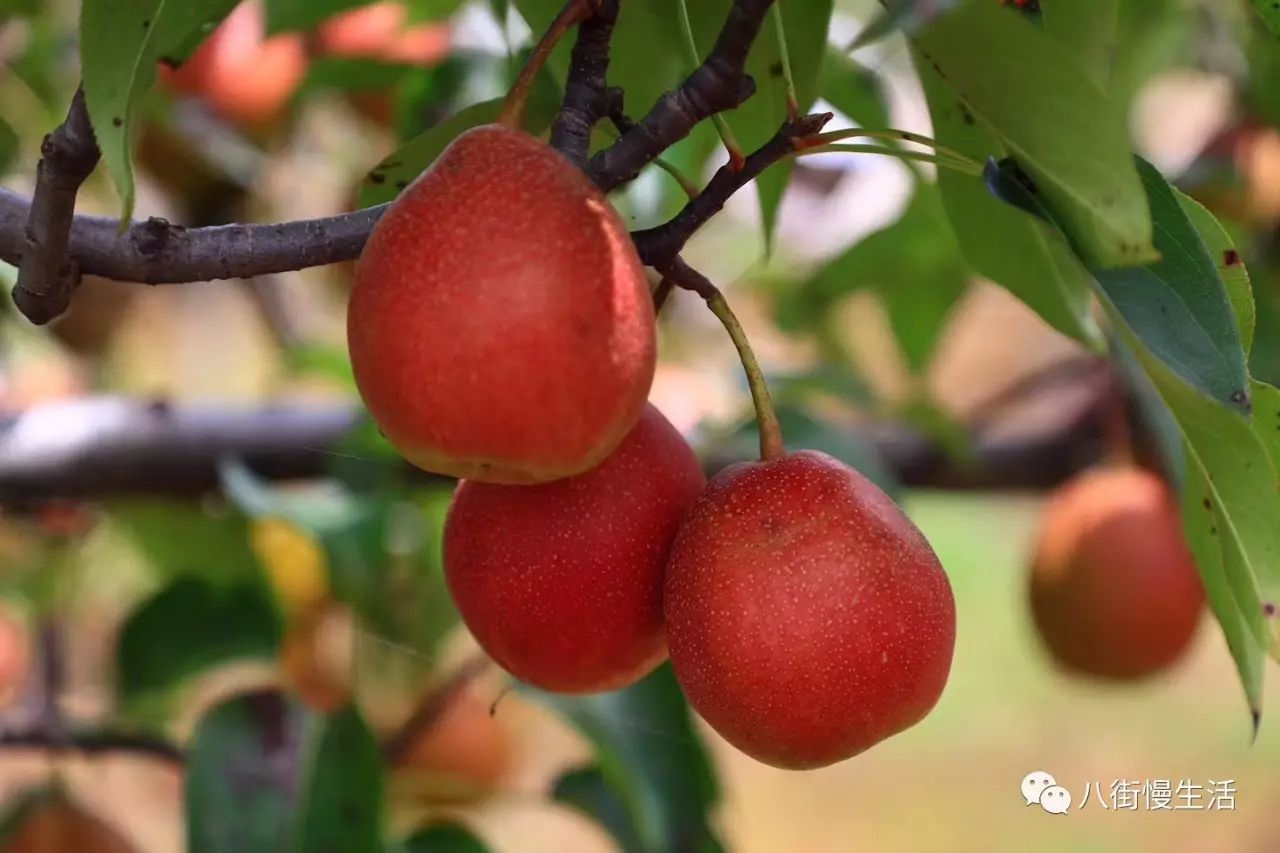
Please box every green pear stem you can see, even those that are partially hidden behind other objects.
[803,128,980,169]
[498,0,598,129]
[790,144,983,176]
[705,290,785,461]
[770,5,799,120]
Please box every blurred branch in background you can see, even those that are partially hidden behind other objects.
[0,359,1114,506]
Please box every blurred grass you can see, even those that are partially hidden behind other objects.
[711,491,1280,853]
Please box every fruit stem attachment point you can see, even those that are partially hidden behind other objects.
[498,0,598,129]
[705,290,785,461]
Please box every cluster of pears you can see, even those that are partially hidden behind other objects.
[1028,466,1204,680]
[348,115,955,768]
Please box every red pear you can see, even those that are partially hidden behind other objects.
[349,124,655,483]
[665,450,955,770]
[161,0,307,129]
[316,2,451,66]
[444,405,704,693]
[1029,467,1204,680]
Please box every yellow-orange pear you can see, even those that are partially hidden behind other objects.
[349,125,655,483]
[1029,468,1204,680]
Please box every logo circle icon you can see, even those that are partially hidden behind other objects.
[1020,771,1057,806]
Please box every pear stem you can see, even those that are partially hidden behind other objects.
[705,290,785,461]
[498,0,598,129]
[770,5,799,120]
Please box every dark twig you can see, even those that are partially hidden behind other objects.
[587,0,775,191]
[550,0,623,166]
[631,113,833,266]
[0,377,1113,504]
[383,656,490,763]
[0,190,386,301]
[12,88,100,325]
[0,726,184,765]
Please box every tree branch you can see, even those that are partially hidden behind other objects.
[549,0,622,166]
[631,112,832,266]
[587,0,775,191]
[12,88,99,325]
[0,370,1113,505]
[0,189,386,297]
[0,725,184,765]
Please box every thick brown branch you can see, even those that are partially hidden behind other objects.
[0,189,386,291]
[587,0,775,191]
[13,88,100,325]
[631,113,833,266]
[549,0,622,166]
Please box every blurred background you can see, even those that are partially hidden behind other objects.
[1,0,1280,851]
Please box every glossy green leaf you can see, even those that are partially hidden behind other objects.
[80,0,239,221]
[118,577,281,707]
[1094,160,1251,412]
[400,823,491,853]
[1177,457,1266,728]
[915,57,1100,346]
[914,0,1153,268]
[357,87,560,207]
[187,691,308,853]
[531,665,722,853]
[1041,0,1118,87]
[819,49,889,129]
[296,705,385,853]
[554,766,646,853]
[1175,190,1255,355]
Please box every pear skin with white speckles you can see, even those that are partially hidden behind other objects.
[444,405,705,693]
[664,450,956,769]
[348,124,655,484]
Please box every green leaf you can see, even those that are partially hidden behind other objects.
[80,0,240,221]
[848,0,963,50]
[109,500,260,582]
[1175,190,1255,355]
[1109,324,1280,658]
[118,577,282,707]
[1252,0,1280,39]
[745,1,835,249]
[1093,160,1251,413]
[1252,379,1280,474]
[553,766,646,853]
[819,49,889,129]
[530,665,722,853]
[513,0,684,132]
[1041,0,1118,87]
[187,690,308,853]
[302,58,418,93]
[265,0,376,35]
[1177,456,1266,727]
[915,57,1101,346]
[914,0,1154,268]
[786,186,967,372]
[0,116,17,175]
[400,823,491,853]
[296,705,385,853]
[357,87,560,207]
